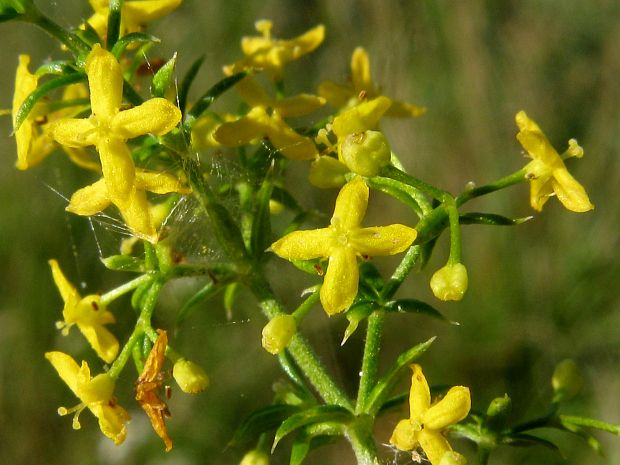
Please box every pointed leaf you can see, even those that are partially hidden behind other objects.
[177,281,224,324]
[460,212,533,226]
[35,61,78,77]
[273,405,353,451]
[366,176,425,216]
[111,32,160,58]
[385,299,453,323]
[186,71,248,121]
[342,301,375,345]
[250,172,274,258]
[290,423,344,465]
[502,433,562,454]
[151,53,177,98]
[230,404,300,446]
[178,55,205,115]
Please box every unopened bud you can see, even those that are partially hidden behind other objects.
[239,450,270,465]
[486,394,511,418]
[552,359,583,402]
[261,314,296,354]
[440,451,467,465]
[340,130,391,177]
[430,263,468,301]
[173,359,209,394]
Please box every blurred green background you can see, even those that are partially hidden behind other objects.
[0,1,619,464]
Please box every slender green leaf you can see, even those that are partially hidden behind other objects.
[460,212,533,226]
[365,337,436,415]
[385,298,454,323]
[502,433,562,454]
[273,405,353,451]
[111,32,160,58]
[14,73,86,129]
[178,55,205,115]
[151,53,177,98]
[35,61,77,76]
[250,171,274,258]
[366,176,424,216]
[342,301,376,345]
[230,404,300,446]
[186,71,248,121]
[177,281,223,324]
[290,423,344,465]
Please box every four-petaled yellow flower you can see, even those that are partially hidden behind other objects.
[49,259,119,364]
[224,19,325,80]
[12,56,98,171]
[390,364,471,465]
[86,0,182,39]
[66,169,190,243]
[319,47,426,117]
[271,176,417,315]
[214,76,324,160]
[45,351,130,445]
[516,111,593,213]
[48,44,182,239]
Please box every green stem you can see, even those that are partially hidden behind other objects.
[106,0,123,50]
[456,169,527,207]
[25,9,90,59]
[100,273,153,306]
[477,446,491,465]
[560,415,620,435]
[381,245,421,300]
[249,276,353,411]
[355,310,385,414]
[445,198,462,264]
[291,286,321,322]
[380,165,451,202]
[346,417,381,465]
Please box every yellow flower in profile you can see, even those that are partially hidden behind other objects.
[515,111,593,213]
[319,47,426,117]
[49,259,119,364]
[48,44,181,209]
[45,351,130,445]
[86,0,182,38]
[213,76,324,160]
[224,19,325,80]
[66,169,190,243]
[390,364,471,465]
[271,177,417,315]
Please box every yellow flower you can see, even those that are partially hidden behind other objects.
[66,169,190,243]
[515,111,593,213]
[319,47,426,117]
[390,364,471,465]
[48,44,181,209]
[213,76,323,160]
[49,259,119,364]
[45,351,130,445]
[86,0,182,38]
[224,19,325,80]
[136,330,173,451]
[271,177,417,315]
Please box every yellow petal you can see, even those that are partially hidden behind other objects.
[551,167,594,212]
[266,116,317,160]
[48,117,98,147]
[111,98,181,139]
[61,146,101,171]
[274,94,325,118]
[528,175,554,212]
[271,228,332,260]
[86,45,123,120]
[213,109,270,147]
[308,156,348,189]
[49,259,80,307]
[409,364,431,422]
[423,386,471,430]
[418,428,452,465]
[45,351,81,395]
[350,224,417,256]
[351,47,372,93]
[233,76,272,107]
[332,96,392,138]
[320,247,358,315]
[389,418,419,451]
[13,55,40,170]
[77,323,119,364]
[66,179,111,215]
[98,138,136,206]
[117,189,158,243]
[85,11,108,38]
[90,403,130,445]
[386,100,427,118]
[136,170,190,194]
[318,80,354,109]
[123,0,182,23]
[290,24,325,59]
[331,176,368,231]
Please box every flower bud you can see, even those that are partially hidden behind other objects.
[173,359,209,394]
[552,359,583,402]
[261,314,296,354]
[440,451,467,465]
[309,156,348,188]
[486,394,511,418]
[339,130,391,177]
[430,263,468,301]
[239,450,270,465]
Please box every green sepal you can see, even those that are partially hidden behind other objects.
[364,337,436,415]
[150,53,177,98]
[342,301,376,345]
[101,255,146,273]
[250,172,274,258]
[459,212,533,226]
[185,71,248,123]
[272,405,353,451]
[290,423,344,465]
[177,281,224,324]
[384,298,453,323]
[230,404,300,446]
[178,55,205,115]
[111,32,160,59]
[14,72,86,130]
